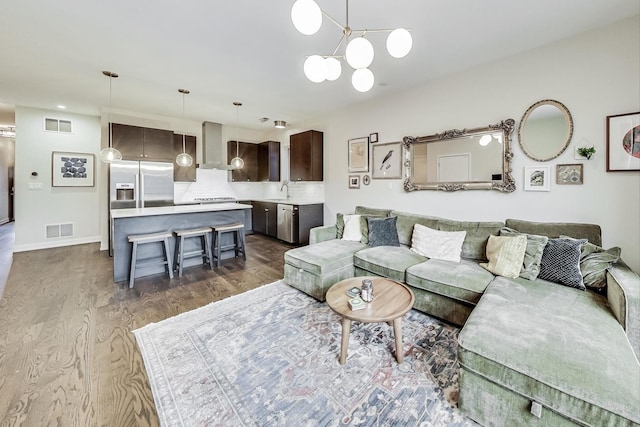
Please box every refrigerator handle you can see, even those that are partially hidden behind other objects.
[137,173,143,208]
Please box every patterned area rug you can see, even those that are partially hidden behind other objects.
[133,280,477,426]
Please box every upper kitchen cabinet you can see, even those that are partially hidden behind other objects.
[111,123,174,162]
[173,133,197,182]
[258,140,280,182]
[227,140,258,182]
[290,130,323,181]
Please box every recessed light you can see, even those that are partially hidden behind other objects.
[57,105,66,109]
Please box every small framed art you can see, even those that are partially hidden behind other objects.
[369,132,378,143]
[556,163,583,185]
[606,112,640,171]
[372,141,402,179]
[362,175,371,185]
[348,175,360,189]
[523,165,550,191]
[52,151,95,187]
[348,137,369,173]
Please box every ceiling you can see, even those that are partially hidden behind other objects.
[1,0,638,129]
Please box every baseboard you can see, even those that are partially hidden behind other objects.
[13,235,101,253]
[0,218,10,226]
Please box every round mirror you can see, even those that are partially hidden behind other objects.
[518,99,573,161]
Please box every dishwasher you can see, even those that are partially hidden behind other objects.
[277,204,295,243]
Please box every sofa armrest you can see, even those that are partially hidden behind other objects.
[309,225,337,244]
[607,261,640,360]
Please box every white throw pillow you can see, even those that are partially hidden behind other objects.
[410,224,466,263]
[480,234,528,278]
[341,214,362,241]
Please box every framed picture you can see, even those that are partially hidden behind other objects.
[348,137,369,172]
[369,132,378,143]
[523,165,550,191]
[348,175,360,189]
[556,163,583,185]
[362,175,371,185]
[372,141,402,179]
[52,151,95,187]
[606,112,640,172]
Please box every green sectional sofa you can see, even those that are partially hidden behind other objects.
[283,206,640,426]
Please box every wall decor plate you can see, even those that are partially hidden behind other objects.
[372,141,402,179]
[52,151,95,187]
[523,165,550,191]
[556,163,583,185]
[606,111,640,171]
[363,175,371,185]
[348,137,369,173]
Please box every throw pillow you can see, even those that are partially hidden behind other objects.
[367,216,400,247]
[560,236,621,290]
[499,227,548,280]
[410,224,466,263]
[359,214,385,244]
[538,237,587,290]
[336,213,347,239]
[480,235,528,279]
[341,214,362,241]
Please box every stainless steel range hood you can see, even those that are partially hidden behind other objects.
[200,121,232,169]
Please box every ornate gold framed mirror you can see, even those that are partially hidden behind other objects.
[403,119,516,192]
[518,99,573,162]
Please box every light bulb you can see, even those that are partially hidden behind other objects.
[345,37,374,69]
[325,57,342,81]
[386,28,412,58]
[291,0,322,35]
[230,156,245,170]
[99,147,122,163]
[303,55,327,83]
[351,68,374,92]
[176,152,193,167]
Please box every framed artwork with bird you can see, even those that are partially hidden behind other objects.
[372,142,402,179]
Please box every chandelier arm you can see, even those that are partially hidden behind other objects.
[321,10,346,31]
[351,28,410,34]
[331,34,346,57]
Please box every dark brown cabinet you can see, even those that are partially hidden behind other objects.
[290,130,323,182]
[111,123,174,162]
[173,134,197,182]
[251,201,278,237]
[292,203,323,245]
[258,141,280,182]
[227,141,258,182]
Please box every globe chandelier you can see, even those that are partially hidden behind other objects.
[175,89,194,167]
[99,71,123,163]
[291,0,412,93]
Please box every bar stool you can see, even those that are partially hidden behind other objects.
[128,231,174,288]
[211,223,246,268]
[173,226,214,277]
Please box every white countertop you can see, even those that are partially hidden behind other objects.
[111,202,252,219]
[246,199,324,206]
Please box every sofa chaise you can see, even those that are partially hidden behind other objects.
[283,206,639,426]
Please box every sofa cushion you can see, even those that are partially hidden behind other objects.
[561,237,621,291]
[284,239,366,275]
[410,224,466,262]
[505,218,602,247]
[354,206,392,216]
[406,259,495,305]
[437,218,504,261]
[367,216,400,247]
[480,234,527,279]
[390,210,441,246]
[538,237,587,290]
[458,276,640,426]
[354,246,426,282]
[499,227,548,280]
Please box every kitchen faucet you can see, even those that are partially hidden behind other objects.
[280,180,290,199]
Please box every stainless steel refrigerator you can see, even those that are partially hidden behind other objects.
[109,160,174,209]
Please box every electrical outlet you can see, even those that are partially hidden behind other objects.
[28,182,43,190]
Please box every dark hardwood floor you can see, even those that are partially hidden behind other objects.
[0,233,294,426]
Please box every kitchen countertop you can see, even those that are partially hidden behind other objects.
[111,202,252,219]
[246,199,324,206]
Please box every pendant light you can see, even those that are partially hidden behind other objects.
[99,71,123,163]
[175,89,194,167]
[230,102,244,170]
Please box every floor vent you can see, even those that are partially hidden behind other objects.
[44,118,72,133]
[46,223,74,238]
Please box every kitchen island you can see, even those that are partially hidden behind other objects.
[111,203,252,283]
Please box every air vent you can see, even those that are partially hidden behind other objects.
[46,223,74,238]
[44,118,72,133]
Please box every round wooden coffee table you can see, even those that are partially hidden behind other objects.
[326,276,415,365]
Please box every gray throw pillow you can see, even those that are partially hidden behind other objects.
[538,238,587,290]
[560,236,621,290]
[500,227,548,280]
[359,215,385,244]
[367,216,400,247]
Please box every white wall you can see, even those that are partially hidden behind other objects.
[306,16,640,273]
[0,136,14,224]
[14,107,103,251]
